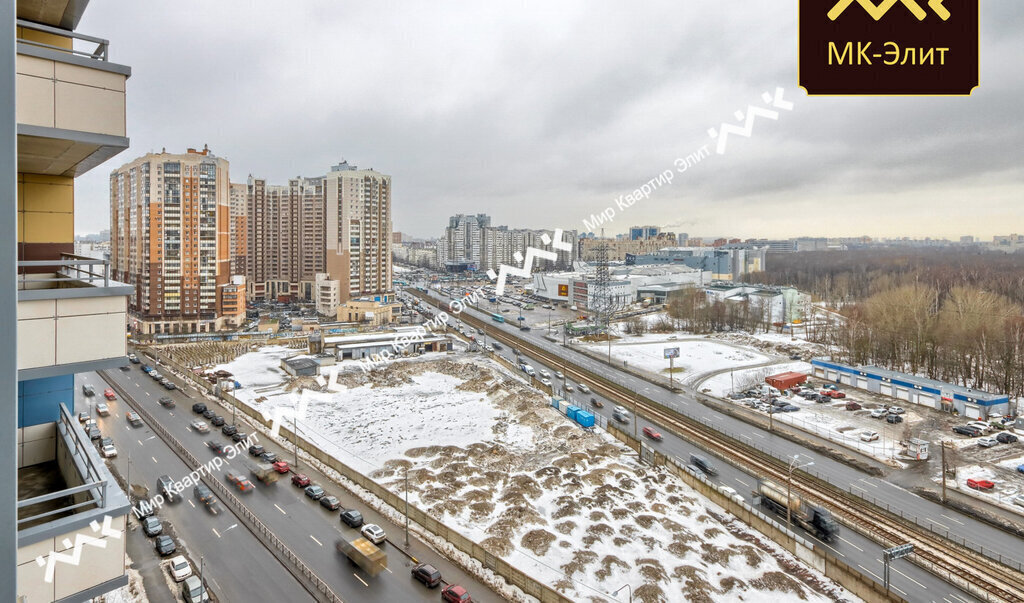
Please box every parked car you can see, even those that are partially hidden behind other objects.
[190,420,209,434]
[210,415,225,427]
[442,585,473,602]
[978,437,999,448]
[642,426,663,441]
[157,475,177,502]
[169,555,192,582]
[126,412,143,427]
[340,509,364,528]
[141,365,153,373]
[162,380,176,391]
[101,444,118,458]
[292,474,311,487]
[869,408,888,419]
[95,402,110,416]
[77,411,90,423]
[128,353,140,364]
[150,371,162,380]
[87,427,102,440]
[181,575,209,603]
[249,444,266,457]
[1017,464,1024,475]
[221,425,238,437]
[158,396,175,408]
[888,406,906,415]
[304,485,325,500]
[154,534,176,556]
[953,425,982,437]
[141,516,163,537]
[361,523,386,545]
[319,495,341,511]
[781,405,801,412]
[886,414,903,424]
[272,460,290,473]
[860,431,879,442]
[202,409,216,420]
[996,433,1018,444]
[206,441,225,455]
[261,451,278,463]
[967,421,992,433]
[192,402,207,414]
[231,431,248,443]
[411,563,443,588]
[99,436,114,449]
[845,402,862,411]
[967,478,995,490]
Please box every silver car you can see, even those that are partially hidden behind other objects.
[190,420,210,434]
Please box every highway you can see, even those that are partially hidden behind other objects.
[97,358,505,603]
[411,286,1006,602]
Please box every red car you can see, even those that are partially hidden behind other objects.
[103,388,117,400]
[442,585,472,603]
[821,389,846,399]
[272,460,290,474]
[967,478,994,490]
[642,426,663,441]
[291,473,310,487]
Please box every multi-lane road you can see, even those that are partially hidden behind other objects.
[79,359,505,603]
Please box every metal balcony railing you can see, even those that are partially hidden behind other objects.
[16,18,109,61]
[17,253,112,291]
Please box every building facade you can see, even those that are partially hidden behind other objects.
[228,181,247,277]
[625,246,767,280]
[110,147,244,334]
[437,213,490,270]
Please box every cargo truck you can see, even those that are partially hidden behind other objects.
[336,536,387,577]
[250,462,279,485]
[755,479,839,542]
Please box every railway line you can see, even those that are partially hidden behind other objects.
[411,289,1024,603]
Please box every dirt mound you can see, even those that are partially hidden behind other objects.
[520,529,557,556]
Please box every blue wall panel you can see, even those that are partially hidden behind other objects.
[18,375,73,428]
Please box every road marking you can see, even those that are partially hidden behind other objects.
[135,383,140,387]
[734,478,751,489]
[188,500,195,509]
[858,564,883,582]
[212,578,221,591]
[224,523,238,533]
[948,594,970,603]
[353,573,368,587]
[753,433,765,439]
[185,427,191,432]
[114,413,120,418]
[152,456,158,464]
[137,440,143,446]
[145,392,150,396]
[837,536,863,552]
[940,514,964,526]
[890,566,926,589]
[929,520,949,531]
[858,479,878,488]
[212,528,221,538]
[310,535,323,546]
[145,436,156,442]
[274,504,287,515]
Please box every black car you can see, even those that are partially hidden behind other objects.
[192,402,207,414]
[411,563,443,588]
[202,409,216,420]
[340,509,364,528]
[210,415,225,427]
[886,414,903,424]
[141,516,163,536]
[996,432,1019,444]
[162,381,176,390]
[206,441,225,455]
[231,431,248,443]
[221,425,238,437]
[98,436,114,449]
[248,444,266,457]
[953,425,981,437]
[261,451,278,463]
[154,534,176,556]
[159,397,175,408]
[320,495,341,511]
[88,427,102,440]
[119,365,131,371]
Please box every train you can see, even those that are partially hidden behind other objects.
[756,479,840,542]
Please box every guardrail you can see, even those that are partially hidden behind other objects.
[17,253,112,290]
[100,371,344,603]
[16,19,109,61]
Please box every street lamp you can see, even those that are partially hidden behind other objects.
[612,584,632,602]
[786,455,813,526]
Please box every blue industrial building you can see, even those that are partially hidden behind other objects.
[811,359,1010,419]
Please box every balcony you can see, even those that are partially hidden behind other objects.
[16,18,130,177]
[17,254,133,381]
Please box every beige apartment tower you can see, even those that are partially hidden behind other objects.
[110,147,244,334]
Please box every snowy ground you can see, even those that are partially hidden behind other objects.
[579,337,769,387]
[701,361,812,397]
[940,464,1024,518]
[214,348,855,603]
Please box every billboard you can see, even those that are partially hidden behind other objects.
[664,347,680,359]
[558,284,569,297]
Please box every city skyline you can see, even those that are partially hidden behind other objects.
[69,1,1024,241]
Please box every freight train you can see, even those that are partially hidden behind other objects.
[756,479,840,542]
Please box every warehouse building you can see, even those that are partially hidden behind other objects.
[811,359,1010,419]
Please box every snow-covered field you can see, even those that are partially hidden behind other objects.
[701,361,811,396]
[580,337,769,386]
[214,348,854,602]
[942,464,1024,518]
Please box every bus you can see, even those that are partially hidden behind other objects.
[491,313,505,323]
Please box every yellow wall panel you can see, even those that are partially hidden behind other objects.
[22,212,74,243]
[21,181,73,213]
[16,27,73,50]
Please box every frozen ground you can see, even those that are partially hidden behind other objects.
[700,361,812,396]
[941,464,1024,518]
[215,347,855,603]
[579,337,769,387]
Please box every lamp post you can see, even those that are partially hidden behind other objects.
[200,556,205,599]
[404,466,410,548]
[612,584,632,603]
[292,414,298,469]
[786,455,813,526]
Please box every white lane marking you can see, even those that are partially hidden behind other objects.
[212,528,221,538]
[186,427,192,432]
[353,573,368,587]
[152,456,158,464]
[274,504,287,515]
[891,566,926,589]
[734,478,751,489]
[858,564,885,583]
[929,520,949,531]
[754,433,765,439]
[940,514,964,526]
[135,383,140,387]
[310,535,323,546]
[949,594,970,603]
[212,578,222,591]
[224,523,238,533]
[145,436,156,442]
[858,479,878,488]
[837,536,863,552]
[114,412,120,418]
[137,440,143,446]
[383,565,392,574]
[188,500,196,508]
[145,392,151,396]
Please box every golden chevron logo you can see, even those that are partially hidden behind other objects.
[827,0,950,21]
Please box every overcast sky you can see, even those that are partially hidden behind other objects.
[74,1,1024,241]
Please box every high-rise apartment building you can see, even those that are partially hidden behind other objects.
[8,2,133,599]
[437,214,577,273]
[437,213,490,270]
[229,182,247,277]
[323,161,393,306]
[245,175,325,301]
[110,147,244,334]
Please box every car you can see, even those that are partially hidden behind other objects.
[168,555,192,582]
[953,425,982,437]
[967,478,994,490]
[887,406,906,415]
[221,424,237,437]
[154,534,176,556]
[642,426,663,441]
[996,432,1018,444]
[190,420,209,433]
[1017,464,1024,475]
[141,364,153,373]
[442,584,473,602]
[226,472,255,492]
[411,563,443,588]
[77,411,90,423]
[150,371,162,380]
[967,421,992,433]
[95,402,110,416]
[860,431,879,442]
[249,444,266,457]
[126,412,143,427]
[719,486,744,504]
[192,402,207,414]
[590,398,604,408]
[87,427,102,440]
[555,371,564,379]
[565,384,574,393]
[157,475,177,502]
[361,523,386,544]
[82,384,95,397]
[340,509,364,528]
[978,437,999,448]
[690,453,717,476]
[780,405,801,412]
[210,415,225,426]
[539,378,552,387]
[101,444,118,458]
[128,353,140,364]
[292,473,311,487]
[320,495,341,511]
[272,460,290,473]
[103,388,117,400]
[231,431,248,443]
[141,516,163,537]
[162,381,176,391]
[519,325,530,331]
[206,441,225,455]
[845,402,862,411]
[869,408,888,419]
[577,384,590,394]
[886,414,903,424]
[99,436,114,449]
[181,575,209,603]
[612,410,630,424]
[304,485,325,500]
[202,409,216,420]
[158,396,175,408]
[261,451,278,463]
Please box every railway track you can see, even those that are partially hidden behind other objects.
[412,289,1024,603]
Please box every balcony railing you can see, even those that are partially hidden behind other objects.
[17,253,113,293]
[16,18,109,61]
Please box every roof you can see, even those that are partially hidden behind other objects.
[812,359,1008,403]
[283,357,318,371]
[767,371,806,381]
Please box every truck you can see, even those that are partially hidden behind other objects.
[755,480,839,542]
[336,535,388,577]
[250,462,279,485]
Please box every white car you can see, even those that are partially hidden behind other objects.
[95,402,110,416]
[539,378,552,387]
[190,420,210,434]
[967,421,992,433]
[577,384,590,394]
[361,523,386,545]
[555,371,564,379]
[869,408,888,419]
[101,444,118,458]
[860,431,879,442]
[613,405,630,417]
[565,384,575,393]
[539,370,550,379]
[168,555,192,582]
[887,406,906,415]
[978,437,999,448]
[1013,495,1024,508]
